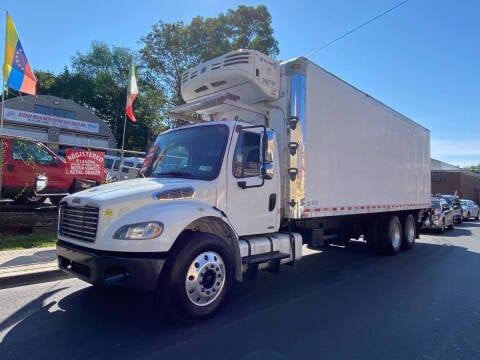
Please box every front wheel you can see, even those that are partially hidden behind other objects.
[160,232,234,322]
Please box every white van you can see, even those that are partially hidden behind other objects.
[104,155,121,181]
[121,157,145,179]
[104,155,144,181]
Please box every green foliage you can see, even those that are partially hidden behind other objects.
[36,42,168,151]
[140,5,279,107]
[464,165,480,174]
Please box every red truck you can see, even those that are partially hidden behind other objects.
[0,134,107,206]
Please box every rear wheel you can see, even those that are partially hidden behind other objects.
[159,232,234,322]
[401,214,416,249]
[377,215,402,255]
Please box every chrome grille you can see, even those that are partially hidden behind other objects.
[59,205,99,243]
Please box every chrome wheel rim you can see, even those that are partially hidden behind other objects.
[391,222,401,249]
[406,221,415,244]
[185,251,225,306]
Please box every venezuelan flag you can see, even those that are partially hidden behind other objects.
[2,12,36,95]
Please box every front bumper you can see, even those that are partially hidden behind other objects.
[57,240,167,290]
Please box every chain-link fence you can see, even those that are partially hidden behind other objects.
[0,135,145,206]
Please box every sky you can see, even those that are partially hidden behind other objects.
[1,0,479,166]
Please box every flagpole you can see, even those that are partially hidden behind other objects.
[1,83,5,130]
[0,84,5,201]
[120,112,127,171]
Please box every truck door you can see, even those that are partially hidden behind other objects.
[226,127,280,235]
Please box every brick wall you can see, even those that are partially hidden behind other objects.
[431,171,480,202]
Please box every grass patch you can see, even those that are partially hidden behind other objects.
[0,232,57,251]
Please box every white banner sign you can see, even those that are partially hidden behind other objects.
[4,108,100,134]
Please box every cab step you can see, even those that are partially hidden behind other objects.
[242,251,290,279]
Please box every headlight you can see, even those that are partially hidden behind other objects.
[114,222,163,240]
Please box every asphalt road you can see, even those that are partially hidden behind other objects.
[1,222,480,360]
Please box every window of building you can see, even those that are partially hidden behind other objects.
[34,104,75,119]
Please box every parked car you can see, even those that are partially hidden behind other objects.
[439,194,463,223]
[104,155,144,181]
[1,134,107,205]
[460,199,480,221]
[122,157,144,179]
[423,197,455,232]
[104,154,121,181]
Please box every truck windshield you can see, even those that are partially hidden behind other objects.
[143,124,229,181]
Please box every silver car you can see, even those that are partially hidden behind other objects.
[460,199,480,221]
[424,198,455,232]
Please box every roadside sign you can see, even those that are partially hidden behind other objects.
[66,149,105,177]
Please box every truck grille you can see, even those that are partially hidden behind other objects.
[59,204,99,243]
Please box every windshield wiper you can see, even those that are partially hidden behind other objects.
[154,171,195,178]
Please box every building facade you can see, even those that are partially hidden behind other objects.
[431,159,480,203]
[1,95,116,153]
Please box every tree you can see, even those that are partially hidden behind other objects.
[36,42,167,151]
[464,165,480,174]
[221,5,279,56]
[139,5,279,108]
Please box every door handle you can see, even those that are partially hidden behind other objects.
[268,193,276,211]
[6,164,14,171]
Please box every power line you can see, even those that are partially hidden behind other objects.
[304,0,410,58]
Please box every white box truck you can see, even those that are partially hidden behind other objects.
[56,50,431,321]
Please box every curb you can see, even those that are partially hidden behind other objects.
[0,263,71,289]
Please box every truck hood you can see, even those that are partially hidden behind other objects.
[63,177,217,208]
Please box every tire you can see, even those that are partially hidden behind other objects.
[159,232,234,322]
[475,211,479,221]
[377,215,402,255]
[466,212,470,222]
[401,214,416,250]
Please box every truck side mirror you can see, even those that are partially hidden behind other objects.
[260,163,274,180]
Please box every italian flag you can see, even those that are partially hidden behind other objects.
[125,62,138,122]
